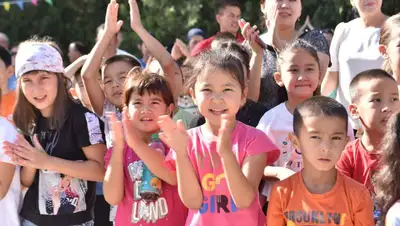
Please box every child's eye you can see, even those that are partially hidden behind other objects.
[288,68,298,72]
[223,88,233,92]
[332,136,342,140]
[120,76,126,80]
[104,80,111,84]
[307,68,314,71]
[310,135,320,139]
[201,88,211,92]
[133,101,141,105]
[371,98,381,103]
[152,101,160,105]
[392,97,399,102]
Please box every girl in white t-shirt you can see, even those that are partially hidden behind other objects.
[379,13,400,82]
[257,40,355,210]
[375,112,400,225]
[0,89,21,226]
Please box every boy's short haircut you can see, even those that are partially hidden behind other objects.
[349,69,396,103]
[216,0,240,14]
[293,96,348,136]
[123,67,175,108]
[0,45,12,67]
[101,55,142,79]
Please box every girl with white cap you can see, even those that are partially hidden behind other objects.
[3,37,106,226]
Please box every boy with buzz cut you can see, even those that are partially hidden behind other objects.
[267,96,374,226]
[336,69,400,223]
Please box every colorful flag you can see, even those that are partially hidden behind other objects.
[17,0,24,10]
[45,0,53,5]
[3,2,10,11]
[31,0,38,6]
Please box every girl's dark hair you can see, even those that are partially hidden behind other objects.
[379,13,400,75]
[215,41,251,79]
[123,67,175,109]
[13,71,74,135]
[375,112,400,223]
[275,39,321,104]
[185,50,246,93]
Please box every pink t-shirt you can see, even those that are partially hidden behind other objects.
[165,122,280,226]
[105,143,188,226]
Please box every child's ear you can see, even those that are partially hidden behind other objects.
[273,72,284,87]
[241,87,248,107]
[166,103,175,115]
[189,88,198,106]
[288,133,300,150]
[378,45,388,58]
[349,103,360,120]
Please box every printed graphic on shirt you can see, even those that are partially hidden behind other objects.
[38,170,88,215]
[128,161,168,223]
[279,135,302,171]
[85,112,104,145]
[284,210,347,225]
[200,173,238,214]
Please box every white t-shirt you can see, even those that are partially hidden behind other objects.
[386,201,400,226]
[0,117,21,226]
[257,102,355,200]
[329,19,384,129]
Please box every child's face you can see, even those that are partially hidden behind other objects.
[191,69,246,129]
[74,76,91,108]
[350,78,400,133]
[102,61,132,107]
[275,49,320,100]
[293,116,349,172]
[128,92,173,134]
[20,71,58,116]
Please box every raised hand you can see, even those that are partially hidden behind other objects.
[157,115,188,156]
[121,107,145,149]
[106,111,125,151]
[216,114,236,157]
[104,0,124,35]
[171,41,183,60]
[3,134,50,169]
[175,39,190,57]
[128,0,143,31]
[239,19,262,54]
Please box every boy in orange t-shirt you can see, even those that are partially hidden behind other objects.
[0,45,15,121]
[266,96,374,226]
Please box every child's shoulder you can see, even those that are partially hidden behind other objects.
[258,103,289,126]
[271,172,300,195]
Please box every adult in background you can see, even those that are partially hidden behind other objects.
[0,32,9,49]
[187,28,205,51]
[253,0,330,110]
[322,0,387,131]
[68,41,89,63]
[190,0,244,57]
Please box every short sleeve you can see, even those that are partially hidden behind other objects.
[351,184,374,226]
[0,119,17,165]
[328,22,346,72]
[164,150,177,171]
[246,129,280,165]
[266,182,287,226]
[73,108,105,148]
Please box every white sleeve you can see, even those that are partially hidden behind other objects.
[386,203,400,226]
[0,120,18,165]
[328,22,346,72]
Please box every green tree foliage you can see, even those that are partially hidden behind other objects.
[0,0,398,60]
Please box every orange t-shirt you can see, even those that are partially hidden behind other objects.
[0,91,16,122]
[266,171,374,226]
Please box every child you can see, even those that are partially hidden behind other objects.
[158,50,280,226]
[3,38,106,226]
[257,40,354,207]
[267,96,374,225]
[0,88,21,226]
[379,13,400,81]
[103,69,187,225]
[82,0,182,148]
[375,113,400,225]
[336,69,400,222]
[0,45,15,121]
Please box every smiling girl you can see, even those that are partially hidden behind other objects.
[3,38,106,226]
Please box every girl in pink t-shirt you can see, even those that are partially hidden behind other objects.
[157,50,280,226]
[103,69,187,226]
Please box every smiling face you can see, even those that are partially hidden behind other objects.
[262,0,302,30]
[275,48,320,100]
[102,61,133,108]
[191,68,246,130]
[20,71,59,117]
[216,5,241,34]
[128,92,173,134]
[350,0,382,16]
